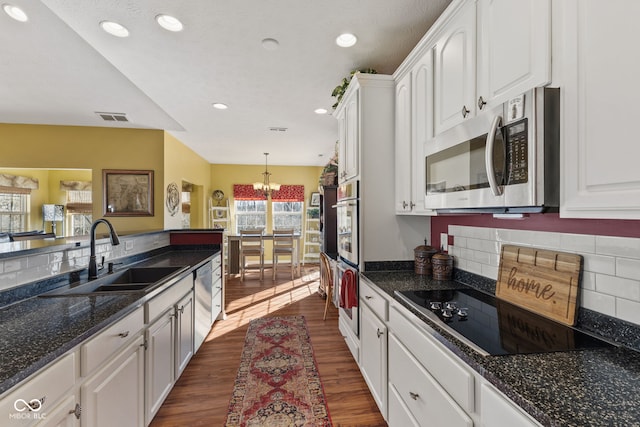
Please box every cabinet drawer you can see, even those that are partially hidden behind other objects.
[146,275,193,323]
[388,382,420,427]
[0,352,76,424]
[389,305,474,412]
[360,279,388,321]
[481,383,541,427]
[389,333,472,427]
[81,306,144,376]
[212,254,222,270]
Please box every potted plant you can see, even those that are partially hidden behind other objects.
[331,68,377,109]
[320,142,339,187]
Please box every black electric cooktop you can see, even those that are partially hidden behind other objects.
[395,288,614,356]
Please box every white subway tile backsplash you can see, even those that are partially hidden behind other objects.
[583,254,616,275]
[560,233,596,254]
[4,259,26,273]
[595,274,640,300]
[596,235,640,258]
[27,254,49,268]
[581,289,616,316]
[581,271,596,291]
[616,298,640,325]
[448,225,640,326]
[615,257,640,280]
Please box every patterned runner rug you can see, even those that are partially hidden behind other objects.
[225,316,332,427]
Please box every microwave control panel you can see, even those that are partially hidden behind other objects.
[505,118,528,185]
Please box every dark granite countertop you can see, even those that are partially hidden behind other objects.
[362,270,640,427]
[0,249,218,395]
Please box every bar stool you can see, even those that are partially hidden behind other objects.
[272,228,295,280]
[320,252,334,320]
[240,228,265,281]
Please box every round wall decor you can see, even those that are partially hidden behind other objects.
[166,182,180,216]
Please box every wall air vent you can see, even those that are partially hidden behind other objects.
[268,127,288,132]
[95,112,129,122]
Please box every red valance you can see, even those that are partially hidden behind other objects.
[271,185,305,202]
[233,184,266,201]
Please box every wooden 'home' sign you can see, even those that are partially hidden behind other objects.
[496,245,583,326]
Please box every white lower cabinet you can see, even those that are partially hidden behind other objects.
[360,303,387,419]
[480,383,541,427]
[81,335,145,427]
[145,308,176,424]
[176,291,194,378]
[388,333,472,427]
[36,394,80,427]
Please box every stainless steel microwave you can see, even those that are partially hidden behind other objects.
[425,88,559,214]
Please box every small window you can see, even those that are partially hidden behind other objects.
[235,200,267,234]
[272,201,303,234]
[66,190,92,236]
[0,193,30,233]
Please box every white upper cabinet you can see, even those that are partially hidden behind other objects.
[434,1,476,135]
[395,71,413,213]
[476,0,551,111]
[559,0,640,219]
[336,89,360,183]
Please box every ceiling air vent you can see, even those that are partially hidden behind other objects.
[95,112,129,122]
[268,127,288,132]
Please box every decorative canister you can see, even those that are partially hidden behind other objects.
[432,253,454,281]
[414,243,438,275]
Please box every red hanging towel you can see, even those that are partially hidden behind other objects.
[339,269,358,309]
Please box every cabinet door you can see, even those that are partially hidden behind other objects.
[476,0,551,110]
[36,394,79,427]
[434,1,476,135]
[81,335,145,427]
[176,292,194,378]
[481,383,541,427]
[145,310,175,424]
[343,92,360,182]
[412,49,435,214]
[395,71,413,214]
[560,0,640,219]
[360,303,387,418]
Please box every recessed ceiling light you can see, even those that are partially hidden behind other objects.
[100,20,129,37]
[3,4,28,22]
[314,108,328,115]
[212,103,228,110]
[156,14,183,32]
[336,33,357,48]
[261,38,279,51]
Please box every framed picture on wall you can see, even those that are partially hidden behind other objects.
[103,169,154,216]
[310,192,320,207]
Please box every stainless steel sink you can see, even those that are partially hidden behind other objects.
[40,266,186,297]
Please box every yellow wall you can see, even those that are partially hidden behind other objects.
[163,133,212,229]
[211,163,324,261]
[1,123,165,233]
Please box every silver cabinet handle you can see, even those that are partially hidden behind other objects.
[365,295,373,300]
[409,391,419,400]
[118,331,129,338]
[69,403,81,419]
[462,105,470,118]
[478,96,487,110]
[376,329,383,338]
[402,201,408,209]
[410,202,416,208]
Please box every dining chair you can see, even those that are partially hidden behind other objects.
[320,252,334,320]
[272,228,295,280]
[239,228,265,281]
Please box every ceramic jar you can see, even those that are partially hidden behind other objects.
[414,244,438,275]
[432,253,453,280]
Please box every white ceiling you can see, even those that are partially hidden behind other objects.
[0,0,451,166]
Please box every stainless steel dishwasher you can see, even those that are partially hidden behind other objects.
[194,261,213,352]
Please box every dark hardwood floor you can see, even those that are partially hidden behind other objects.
[150,265,386,427]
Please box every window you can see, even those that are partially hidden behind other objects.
[235,200,267,234]
[66,190,92,236]
[0,192,29,233]
[272,201,303,233]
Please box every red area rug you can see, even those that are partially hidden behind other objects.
[225,316,332,427]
